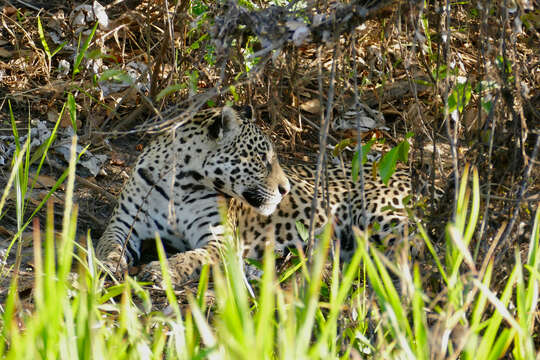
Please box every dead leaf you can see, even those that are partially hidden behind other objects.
[300,98,321,114]
[29,174,62,189]
[110,152,126,166]
[47,108,81,129]
[3,6,17,17]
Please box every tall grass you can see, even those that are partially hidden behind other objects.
[0,131,538,358]
[357,165,539,359]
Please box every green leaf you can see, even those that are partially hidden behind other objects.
[481,98,493,114]
[38,23,67,60]
[190,0,209,16]
[452,81,472,114]
[333,138,355,157]
[204,44,216,66]
[196,264,211,311]
[245,258,263,270]
[98,69,132,83]
[86,49,117,62]
[37,16,51,57]
[432,64,448,80]
[461,82,472,112]
[156,83,187,101]
[190,41,200,50]
[397,138,410,162]
[67,93,77,133]
[351,151,360,183]
[188,70,199,94]
[278,255,303,283]
[378,137,411,185]
[229,85,239,103]
[378,147,399,185]
[351,139,376,183]
[496,55,512,75]
[448,89,458,114]
[296,220,309,242]
[415,78,432,87]
[98,283,128,304]
[73,22,98,76]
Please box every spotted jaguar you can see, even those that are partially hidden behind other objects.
[96,106,411,286]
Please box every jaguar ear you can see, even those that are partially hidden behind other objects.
[208,106,242,140]
[234,104,254,121]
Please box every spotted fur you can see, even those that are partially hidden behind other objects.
[95,106,410,286]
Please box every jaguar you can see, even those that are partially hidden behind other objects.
[95,106,411,286]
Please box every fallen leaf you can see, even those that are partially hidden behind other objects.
[300,98,321,114]
[3,6,17,17]
[29,174,62,189]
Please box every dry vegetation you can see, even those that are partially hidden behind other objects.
[0,0,538,357]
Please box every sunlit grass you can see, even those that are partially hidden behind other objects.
[0,124,538,359]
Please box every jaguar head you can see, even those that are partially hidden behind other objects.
[203,106,290,216]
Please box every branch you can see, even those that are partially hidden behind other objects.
[211,0,398,60]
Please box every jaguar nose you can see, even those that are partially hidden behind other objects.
[278,179,290,196]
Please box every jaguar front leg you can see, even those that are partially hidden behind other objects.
[138,237,224,288]
[96,233,133,278]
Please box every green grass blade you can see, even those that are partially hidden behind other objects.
[525,208,539,332]
[6,143,87,266]
[37,16,51,58]
[416,221,448,284]
[357,235,388,306]
[470,260,493,329]
[154,233,182,320]
[73,22,98,76]
[0,141,28,220]
[29,103,63,174]
[1,271,20,357]
[255,242,276,358]
[196,264,210,311]
[67,93,78,132]
[455,163,470,232]
[370,246,413,340]
[475,266,518,358]
[486,328,514,360]
[463,166,480,246]
[188,296,220,359]
[412,264,429,360]
[296,223,332,356]
[58,136,78,278]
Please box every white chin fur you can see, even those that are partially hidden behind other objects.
[256,201,279,216]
